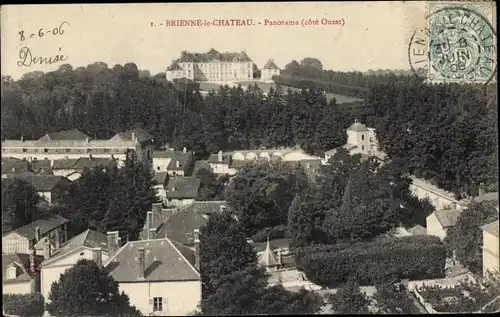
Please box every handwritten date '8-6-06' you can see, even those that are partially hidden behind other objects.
[18,21,70,41]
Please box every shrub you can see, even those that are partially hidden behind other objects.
[250,225,288,242]
[3,293,45,317]
[298,235,446,287]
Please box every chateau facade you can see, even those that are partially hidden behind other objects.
[166,49,254,82]
[261,59,281,82]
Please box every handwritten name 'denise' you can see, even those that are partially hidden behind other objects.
[17,47,68,67]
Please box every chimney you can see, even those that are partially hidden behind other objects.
[149,228,157,239]
[146,211,152,240]
[137,247,145,279]
[35,227,41,242]
[131,132,137,142]
[29,248,36,274]
[50,159,54,168]
[183,147,187,153]
[107,231,120,257]
[176,160,180,168]
[54,229,60,249]
[92,248,102,267]
[85,137,89,143]
[218,150,223,162]
[43,239,52,259]
[479,183,486,196]
[21,135,24,142]
[193,229,200,270]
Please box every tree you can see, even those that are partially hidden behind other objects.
[195,168,228,201]
[46,259,141,317]
[326,280,371,314]
[3,293,45,317]
[300,57,323,71]
[372,283,422,314]
[2,178,41,232]
[444,201,499,274]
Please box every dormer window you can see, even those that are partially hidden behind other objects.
[7,266,16,279]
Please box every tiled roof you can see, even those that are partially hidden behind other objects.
[347,119,369,132]
[177,49,252,63]
[193,160,211,175]
[167,62,183,71]
[30,159,52,172]
[165,177,200,199]
[482,219,499,237]
[258,239,280,267]
[44,229,109,264]
[154,172,169,186]
[153,151,192,171]
[105,238,200,282]
[1,158,30,175]
[111,128,153,143]
[38,129,90,141]
[6,214,69,240]
[6,174,69,192]
[2,139,138,148]
[2,253,44,284]
[164,208,209,245]
[410,176,465,204]
[433,210,463,228]
[263,59,280,70]
[52,157,114,170]
[407,224,427,235]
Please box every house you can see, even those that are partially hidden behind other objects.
[160,206,210,250]
[192,160,211,176]
[261,59,281,82]
[323,119,387,164]
[208,151,238,175]
[140,203,179,241]
[482,219,499,276]
[409,176,470,211]
[152,148,194,176]
[2,251,44,294]
[1,157,30,178]
[1,128,154,166]
[426,209,463,240]
[6,173,71,204]
[2,215,70,254]
[52,157,115,180]
[154,172,169,203]
[40,229,109,302]
[104,237,201,316]
[164,176,201,208]
[30,159,53,175]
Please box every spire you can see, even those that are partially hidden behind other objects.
[258,235,279,268]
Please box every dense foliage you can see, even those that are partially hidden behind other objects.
[225,161,309,236]
[325,280,371,314]
[372,283,422,314]
[2,178,42,232]
[195,168,228,201]
[3,293,45,317]
[46,259,141,317]
[444,201,499,274]
[250,224,288,242]
[199,212,323,315]
[60,150,159,240]
[297,235,447,287]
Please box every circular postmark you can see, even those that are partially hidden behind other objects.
[409,5,497,84]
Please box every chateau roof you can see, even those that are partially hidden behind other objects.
[263,59,280,70]
[177,49,252,63]
[38,129,90,141]
[52,157,114,170]
[167,62,183,71]
[347,119,369,132]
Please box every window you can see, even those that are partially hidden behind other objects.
[7,266,16,279]
[22,148,27,153]
[44,148,49,153]
[361,135,364,141]
[153,297,163,312]
[361,145,365,151]
[157,166,160,171]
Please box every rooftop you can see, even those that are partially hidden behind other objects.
[38,129,90,141]
[2,253,44,284]
[110,128,153,143]
[258,239,280,268]
[52,157,114,170]
[347,119,369,132]
[263,59,280,70]
[165,176,201,199]
[410,176,464,203]
[176,49,252,63]
[164,208,209,246]
[193,160,211,175]
[1,158,30,175]
[105,238,200,282]
[6,174,69,192]
[153,150,192,171]
[5,214,69,240]
[482,219,499,237]
[45,229,109,264]
[154,172,169,186]
[433,210,463,228]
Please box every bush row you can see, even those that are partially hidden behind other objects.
[250,225,288,242]
[3,293,45,317]
[297,235,447,287]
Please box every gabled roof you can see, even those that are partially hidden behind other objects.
[482,219,499,237]
[110,128,153,143]
[193,160,211,175]
[153,151,192,171]
[410,176,466,205]
[52,157,114,170]
[167,62,183,71]
[104,238,200,282]
[2,253,44,283]
[38,129,90,141]
[154,172,169,186]
[1,158,30,175]
[6,174,70,192]
[163,208,209,245]
[407,224,427,235]
[44,229,109,265]
[257,239,280,267]
[263,59,280,70]
[177,49,252,63]
[347,119,369,132]
[5,215,69,240]
[30,159,52,172]
[433,210,463,228]
[165,177,200,199]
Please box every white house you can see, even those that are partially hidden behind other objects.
[40,229,110,302]
[2,252,44,295]
[152,148,194,176]
[261,59,280,82]
[104,238,201,316]
[426,210,463,241]
[482,219,499,276]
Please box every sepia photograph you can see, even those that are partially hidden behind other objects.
[1,2,498,316]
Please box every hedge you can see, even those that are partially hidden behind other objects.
[3,293,45,317]
[298,235,446,287]
[250,225,288,242]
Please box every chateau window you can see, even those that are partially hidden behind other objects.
[65,149,71,153]
[22,148,27,153]
[153,297,163,312]
[44,148,49,153]
[361,135,364,141]
[362,145,365,151]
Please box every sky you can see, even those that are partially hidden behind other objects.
[1,2,428,80]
